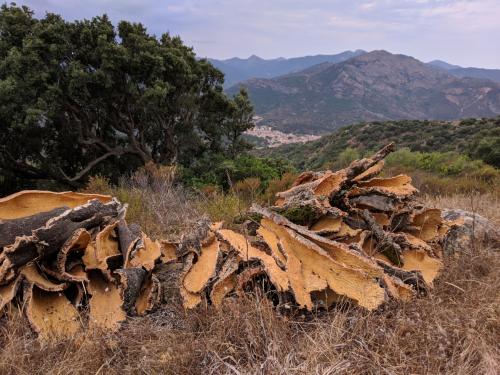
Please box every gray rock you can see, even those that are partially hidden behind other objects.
[442,209,500,255]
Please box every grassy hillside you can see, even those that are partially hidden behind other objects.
[258,117,500,170]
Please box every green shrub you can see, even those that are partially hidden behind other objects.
[183,154,294,191]
[199,193,247,225]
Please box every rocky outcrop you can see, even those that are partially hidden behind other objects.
[442,209,500,255]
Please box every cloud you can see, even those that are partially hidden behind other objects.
[19,0,500,68]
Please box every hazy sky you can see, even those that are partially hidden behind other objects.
[19,0,500,68]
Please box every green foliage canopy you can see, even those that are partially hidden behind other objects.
[0,4,253,193]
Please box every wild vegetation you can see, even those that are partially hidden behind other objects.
[1,4,499,375]
[1,166,498,374]
[259,117,500,169]
[0,4,253,195]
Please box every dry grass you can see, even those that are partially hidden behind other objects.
[422,193,500,226]
[1,191,499,374]
[82,166,202,241]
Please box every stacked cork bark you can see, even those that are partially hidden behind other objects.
[180,144,454,311]
[0,191,163,340]
[0,144,461,340]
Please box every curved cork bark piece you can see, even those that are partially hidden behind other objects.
[20,263,68,292]
[117,220,141,265]
[261,219,386,310]
[82,221,121,280]
[405,209,444,242]
[24,282,81,341]
[87,271,126,331]
[275,171,348,217]
[135,274,161,316]
[352,160,385,182]
[256,209,383,278]
[210,253,240,308]
[376,259,428,293]
[0,274,23,311]
[256,225,287,264]
[235,266,266,296]
[53,228,91,282]
[0,190,112,220]
[115,267,148,315]
[401,250,442,285]
[349,175,418,198]
[159,241,178,264]
[127,234,161,271]
[381,274,414,302]
[34,198,125,260]
[310,216,342,235]
[217,229,289,292]
[342,143,395,180]
[183,239,220,294]
[330,222,362,239]
[180,253,202,309]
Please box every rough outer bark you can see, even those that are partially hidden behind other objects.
[273,144,396,221]
[361,209,404,267]
[3,236,40,268]
[343,143,395,180]
[177,217,212,257]
[53,228,91,282]
[235,265,266,296]
[349,194,400,212]
[135,274,162,315]
[209,252,240,307]
[117,220,142,263]
[0,207,68,248]
[376,260,428,294]
[2,199,124,272]
[115,267,148,315]
[35,199,125,259]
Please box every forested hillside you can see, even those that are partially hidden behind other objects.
[258,117,500,170]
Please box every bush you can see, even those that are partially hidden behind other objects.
[198,193,247,225]
[182,154,294,191]
[258,172,298,205]
[83,164,201,240]
[385,148,494,177]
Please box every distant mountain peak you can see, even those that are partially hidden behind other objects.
[248,54,263,60]
[427,60,462,70]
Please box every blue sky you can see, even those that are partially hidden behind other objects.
[19,0,500,68]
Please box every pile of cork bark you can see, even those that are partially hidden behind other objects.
[179,144,456,311]
[0,144,464,340]
[0,191,165,340]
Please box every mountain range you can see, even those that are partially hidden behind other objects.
[208,50,366,87]
[224,50,500,134]
[211,51,500,88]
